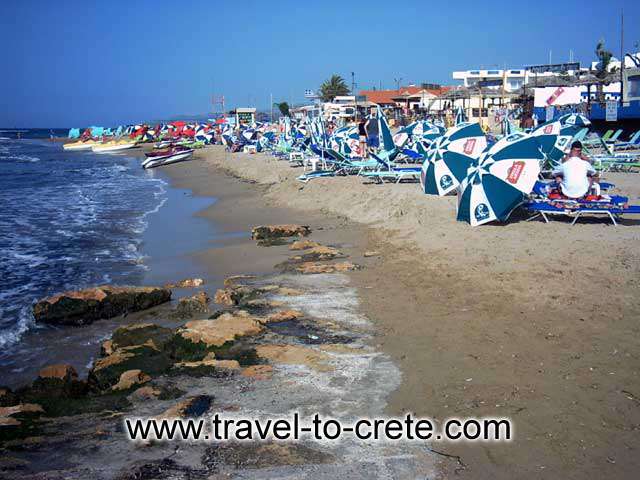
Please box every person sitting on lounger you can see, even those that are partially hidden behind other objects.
[553,141,599,198]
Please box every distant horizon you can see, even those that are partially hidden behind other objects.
[2,0,638,127]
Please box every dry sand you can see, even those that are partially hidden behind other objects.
[177,145,640,479]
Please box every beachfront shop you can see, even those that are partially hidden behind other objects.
[235,108,256,127]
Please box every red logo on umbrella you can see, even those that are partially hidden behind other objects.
[463,138,476,155]
[543,124,554,134]
[507,161,525,184]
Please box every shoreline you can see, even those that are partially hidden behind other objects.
[2,145,441,478]
[184,145,640,479]
[2,141,639,478]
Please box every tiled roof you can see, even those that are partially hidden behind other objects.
[359,86,452,104]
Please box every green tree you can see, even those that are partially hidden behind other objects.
[595,39,613,78]
[319,74,350,102]
[274,101,290,117]
[595,39,614,103]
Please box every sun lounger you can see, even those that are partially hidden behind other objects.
[614,130,640,150]
[605,129,624,143]
[524,189,640,225]
[359,152,422,183]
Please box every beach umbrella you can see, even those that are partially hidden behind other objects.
[557,113,590,128]
[530,121,578,169]
[454,106,467,126]
[421,148,479,196]
[429,122,487,157]
[456,134,544,226]
[419,123,487,195]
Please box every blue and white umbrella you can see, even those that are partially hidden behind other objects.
[420,122,487,195]
[454,106,467,126]
[557,113,590,128]
[456,133,544,226]
[421,149,479,196]
[530,120,580,169]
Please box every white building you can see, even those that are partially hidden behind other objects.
[452,63,587,93]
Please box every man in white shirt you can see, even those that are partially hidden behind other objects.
[552,141,598,198]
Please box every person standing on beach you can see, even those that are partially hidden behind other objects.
[365,108,379,155]
[357,118,367,158]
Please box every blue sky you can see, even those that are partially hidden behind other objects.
[1,0,638,127]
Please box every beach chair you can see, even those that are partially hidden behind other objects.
[525,181,639,225]
[605,129,624,144]
[524,196,640,225]
[614,130,640,151]
[359,153,422,184]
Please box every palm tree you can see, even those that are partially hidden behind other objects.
[319,75,350,102]
[595,39,613,78]
[595,39,614,103]
[273,101,290,117]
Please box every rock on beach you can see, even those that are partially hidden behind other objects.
[33,286,171,326]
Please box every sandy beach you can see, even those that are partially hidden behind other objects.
[2,142,639,479]
[181,145,640,479]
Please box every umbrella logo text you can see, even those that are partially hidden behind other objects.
[475,204,490,221]
[440,175,453,190]
[506,161,526,184]
[463,138,476,155]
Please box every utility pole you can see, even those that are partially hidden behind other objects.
[351,72,357,122]
[270,93,273,122]
[620,8,624,106]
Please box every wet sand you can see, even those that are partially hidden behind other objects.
[187,145,640,479]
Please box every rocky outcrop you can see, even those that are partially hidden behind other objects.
[264,310,303,323]
[110,323,174,352]
[251,225,311,240]
[112,370,151,391]
[278,261,360,274]
[164,278,204,289]
[88,344,171,391]
[33,286,172,326]
[289,240,321,250]
[173,351,241,375]
[291,245,344,262]
[214,284,271,307]
[170,292,210,319]
[256,344,332,372]
[177,312,264,349]
[30,364,86,398]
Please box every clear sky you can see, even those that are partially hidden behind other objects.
[1,0,639,127]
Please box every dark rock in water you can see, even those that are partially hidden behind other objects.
[33,286,172,326]
[170,292,210,319]
[202,441,333,471]
[251,224,311,241]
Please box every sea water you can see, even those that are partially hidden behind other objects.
[0,132,168,365]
